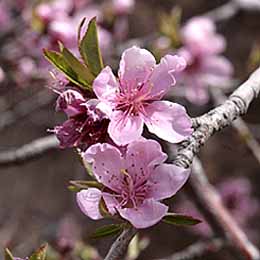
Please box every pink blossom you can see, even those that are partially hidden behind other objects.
[54,89,109,149]
[77,139,190,229]
[93,46,193,146]
[112,0,135,15]
[178,17,233,105]
[47,7,111,55]
[35,0,73,23]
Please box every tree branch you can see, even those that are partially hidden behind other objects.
[211,87,260,165]
[104,227,137,260]
[161,238,226,260]
[186,158,260,260]
[174,67,260,169]
[0,89,54,132]
[0,135,59,167]
[205,1,239,22]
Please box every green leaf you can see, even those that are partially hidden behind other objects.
[43,49,90,89]
[162,213,201,226]
[79,17,104,76]
[4,249,14,260]
[69,180,103,191]
[29,244,48,260]
[59,43,95,86]
[90,224,123,239]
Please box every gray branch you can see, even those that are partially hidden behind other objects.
[0,89,54,132]
[104,227,137,260]
[0,135,59,167]
[160,238,226,260]
[211,87,260,166]
[186,158,260,260]
[174,67,260,169]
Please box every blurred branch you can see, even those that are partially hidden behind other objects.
[204,0,260,22]
[0,135,59,167]
[205,1,239,22]
[210,87,260,165]
[0,89,54,131]
[104,227,137,260]
[161,238,226,260]
[186,157,260,260]
[174,67,260,169]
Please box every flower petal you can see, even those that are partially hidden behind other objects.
[147,55,186,98]
[93,66,119,109]
[117,199,168,229]
[125,139,167,186]
[184,76,210,105]
[83,143,124,191]
[147,164,190,200]
[118,46,155,89]
[144,101,193,143]
[76,188,103,220]
[54,119,81,148]
[181,17,226,56]
[102,192,119,215]
[56,89,85,117]
[108,111,144,146]
[200,55,233,77]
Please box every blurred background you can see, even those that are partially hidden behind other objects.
[0,0,260,259]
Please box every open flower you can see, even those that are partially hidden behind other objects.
[178,17,233,105]
[54,89,109,149]
[76,139,190,229]
[93,46,193,145]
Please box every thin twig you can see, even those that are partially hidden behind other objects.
[211,87,260,165]
[205,1,239,22]
[0,89,54,131]
[160,238,226,260]
[0,135,59,167]
[174,67,260,169]
[186,158,260,260]
[104,227,137,260]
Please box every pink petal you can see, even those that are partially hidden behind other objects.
[93,66,119,111]
[54,119,81,148]
[181,17,226,56]
[147,164,190,200]
[83,143,124,192]
[117,199,168,229]
[125,139,167,186]
[102,192,119,215]
[108,111,144,146]
[147,55,186,98]
[118,46,155,89]
[76,188,103,220]
[184,76,210,105]
[144,101,193,143]
[200,55,234,77]
[56,89,85,117]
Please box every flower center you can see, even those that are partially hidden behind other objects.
[117,169,149,209]
[114,81,150,116]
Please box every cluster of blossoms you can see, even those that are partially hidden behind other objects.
[34,0,112,56]
[155,15,233,105]
[0,0,135,87]
[48,20,193,227]
[177,17,233,104]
